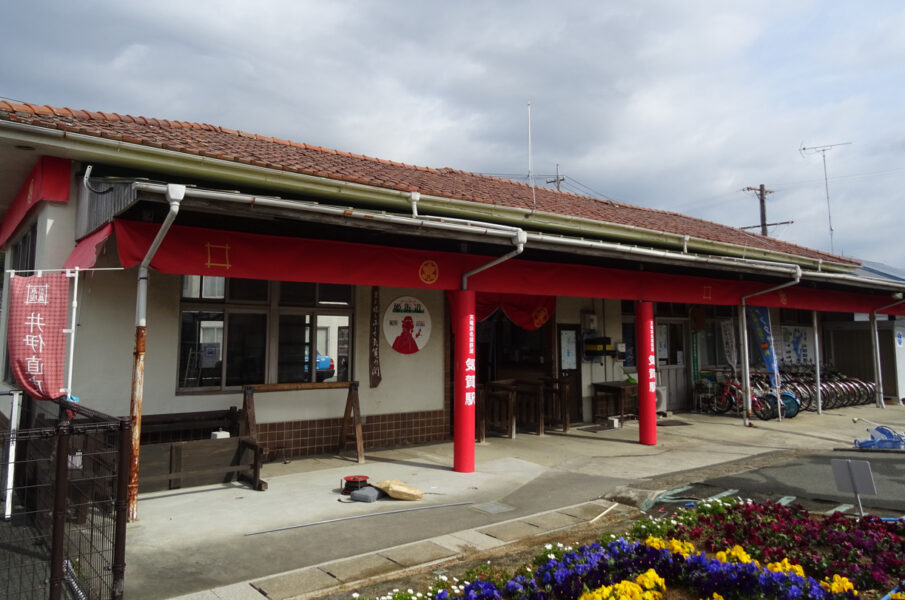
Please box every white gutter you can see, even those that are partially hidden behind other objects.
[870,295,905,408]
[524,231,804,277]
[128,182,821,281]
[738,266,802,426]
[462,229,527,290]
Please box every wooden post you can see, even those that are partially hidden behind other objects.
[338,381,365,463]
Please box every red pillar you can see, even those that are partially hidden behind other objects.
[452,290,476,472]
[636,300,657,445]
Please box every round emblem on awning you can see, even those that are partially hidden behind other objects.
[418,260,439,285]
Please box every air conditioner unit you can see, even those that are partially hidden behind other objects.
[655,386,669,415]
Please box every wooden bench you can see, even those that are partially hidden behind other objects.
[138,436,265,492]
[137,391,266,492]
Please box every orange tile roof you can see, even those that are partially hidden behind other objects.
[0,101,856,266]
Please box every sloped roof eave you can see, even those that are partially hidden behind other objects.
[0,116,857,274]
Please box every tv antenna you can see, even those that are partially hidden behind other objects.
[799,141,851,254]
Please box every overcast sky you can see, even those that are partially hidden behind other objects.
[3,2,904,266]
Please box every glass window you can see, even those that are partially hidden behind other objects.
[179,278,353,390]
[278,314,311,383]
[319,283,353,305]
[182,276,225,300]
[228,278,268,302]
[280,282,316,306]
[179,310,224,387]
[225,313,267,386]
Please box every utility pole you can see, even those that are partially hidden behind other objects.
[744,184,773,235]
[546,163,564,192]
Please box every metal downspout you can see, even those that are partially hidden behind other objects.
[739,266,802,426]
[812,310,822,414]
[870,295,905,408]
[461,229,528,290]
[127,183,185,521]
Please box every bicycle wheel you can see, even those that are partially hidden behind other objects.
[710,391,733,414]
[780,391,799,418]
[753,394,776,420]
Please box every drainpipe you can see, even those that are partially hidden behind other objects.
[127,183,185,522]
[870,294,905,408]
[410,191,420,217]
[738,266,801,426]
[812,310,822,414]
[461,229,528,290]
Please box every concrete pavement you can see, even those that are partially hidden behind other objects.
[125,403,905,600]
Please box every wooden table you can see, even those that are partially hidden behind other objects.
[591,381,638,423]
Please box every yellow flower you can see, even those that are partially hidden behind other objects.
[667,538,695,558]
[820,574,856,594]
[644,536,666,550]
[766,558,805,577]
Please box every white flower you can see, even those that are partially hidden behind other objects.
[545,543,553,550]
[407,590,413,595]
[548,553,555,559]
[439,575,448,582]
[352,594,359,599]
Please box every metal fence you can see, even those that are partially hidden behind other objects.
[1,393,130,600]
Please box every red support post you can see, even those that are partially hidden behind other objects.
[636,300,657,445]
[452,290,476,472]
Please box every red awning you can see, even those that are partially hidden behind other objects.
[112,218,905,317]
[0,157,71,249]
[64,223,114,270]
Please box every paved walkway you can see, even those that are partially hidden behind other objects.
[126,403,905,600]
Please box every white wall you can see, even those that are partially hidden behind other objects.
[354,286,446,416]
[71,270,447,423]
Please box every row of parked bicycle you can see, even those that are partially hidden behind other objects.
[704,364,878,420]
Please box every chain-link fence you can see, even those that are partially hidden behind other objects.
[1,393,130,600]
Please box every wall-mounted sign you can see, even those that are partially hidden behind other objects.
[384,296,431,354]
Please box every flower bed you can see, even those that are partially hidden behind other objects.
[354,499,905,600]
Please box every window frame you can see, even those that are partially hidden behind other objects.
[177,278,354,393]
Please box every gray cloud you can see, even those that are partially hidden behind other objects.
[2,0,904,264]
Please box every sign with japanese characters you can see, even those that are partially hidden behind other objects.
[383,296,432,354]
[781,326,815,365]
[7,273,69,400]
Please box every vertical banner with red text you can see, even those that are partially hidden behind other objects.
[636,300,657,445]
[7,273,69,400]
[452,289,476,473]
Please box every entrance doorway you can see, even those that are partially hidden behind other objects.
[477,311,553,384]
[655,319,692,410]
[557,324,583,422]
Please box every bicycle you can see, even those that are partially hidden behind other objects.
[709,368,776,420]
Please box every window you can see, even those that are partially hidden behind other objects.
[4,224,37,384]
[178,277,353,391]
[697,320,733,368]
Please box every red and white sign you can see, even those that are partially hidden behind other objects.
[383,296,432,354]
[7,273,69,400]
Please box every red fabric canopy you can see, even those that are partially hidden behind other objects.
[63,223,113,269]
[476,293,555,330]
[113,218,905,316]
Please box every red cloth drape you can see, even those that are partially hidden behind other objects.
[476,293,555,330]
